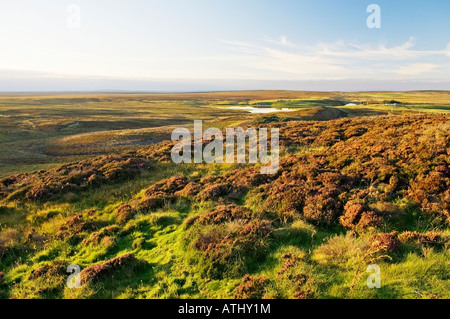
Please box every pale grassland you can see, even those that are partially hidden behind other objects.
[1,91,450,177]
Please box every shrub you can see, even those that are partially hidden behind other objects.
[240,219,272,241]
[398,231,444,246]
[80,253,143,283]
[56,214,96,241]
[340,202,382,230]
[138,193,176,212]
[27,186,54,201]
[357,211,382,229]
[187,206,273,279]
[257,183,305,218]
[197,205,254,225]
[313,232,370,266]
[196,184,229,202]
[303,192,342,226]
[408,172,449,216]
[0,156,151,202]
[278,253,303,277]
[276,253,314,299]
[370,231,401,253]
[398,231,419,243]
[29,260,67,280]
[116,204,136,224]
[175,182,202,197]
[234,274,270,299]
[340,203,363,228]
[81,225,120,245]
[144,176,188,196]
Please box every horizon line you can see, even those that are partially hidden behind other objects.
[0,89,449,95]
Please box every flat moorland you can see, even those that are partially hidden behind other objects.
[2,91,450,177]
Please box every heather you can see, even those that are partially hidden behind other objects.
[0,93,449,299]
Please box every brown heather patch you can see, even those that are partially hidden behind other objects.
[398,231,421,243]
[56,214,97,241]
[233,274,270,299]
[1,115,449,226]
[2,114,448,224]
[303,190,343,226]
[370,231,401,254]
[144,176,188,196]
[398,231,444,246]
[192,217,273,255]
[80,253,143,283]
[81,225,120,245]
[113,176,190,224]
[278,253,302,276]
[196,205,254,225]
[240,219,272,239]
[277,253,314,299]
[137,193,176,212]
[29,260,67,280]
[116,204,136,224]
[0,154,151,202]
[174,182,202,197]
[340,202,382,231]
[196,184,230,202]
[186,205,273,279]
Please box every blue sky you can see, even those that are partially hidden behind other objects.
[0,0,449,91]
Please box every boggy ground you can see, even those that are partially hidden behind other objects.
[0,114,449,299]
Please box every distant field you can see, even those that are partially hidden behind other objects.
[0,91,449,177]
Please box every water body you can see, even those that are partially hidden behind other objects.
[221,106,296,114]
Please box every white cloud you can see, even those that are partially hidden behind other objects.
[261,35,294,47]
[394,63,439,75]
[225,36,450,80]
[280,36,291,46]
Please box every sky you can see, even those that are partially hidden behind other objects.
[0,0,449,91]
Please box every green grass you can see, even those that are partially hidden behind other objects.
[1,158,448,299]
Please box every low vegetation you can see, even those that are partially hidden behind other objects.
[0,91,449,299]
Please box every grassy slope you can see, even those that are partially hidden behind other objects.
[0,92,449,299]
